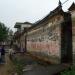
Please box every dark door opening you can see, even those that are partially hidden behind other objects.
[61,13,72,63]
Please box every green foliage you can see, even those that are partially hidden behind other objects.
[0,22,9,42]
[12,56,27,75]
[61,66,75,75]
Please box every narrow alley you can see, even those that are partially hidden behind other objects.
[0,52,71,75]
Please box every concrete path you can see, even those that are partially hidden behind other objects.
[23,64,70,75]
[14,53,70,75]
[23,62,70,75]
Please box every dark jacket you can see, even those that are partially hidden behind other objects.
[1,47,5,55]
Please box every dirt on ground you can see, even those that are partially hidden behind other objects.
[0,54,16,75]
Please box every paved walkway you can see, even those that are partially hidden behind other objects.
[13,53,71,75]
[23,64,71,75]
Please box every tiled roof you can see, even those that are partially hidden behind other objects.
[68,2,75,11]
[32,5,63,27]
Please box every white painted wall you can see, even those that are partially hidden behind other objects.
[21,24,31,31]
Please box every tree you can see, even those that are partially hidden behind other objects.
[0,22,9,42]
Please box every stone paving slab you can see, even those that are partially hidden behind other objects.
[23,64,70,75]
[13,53,70,75]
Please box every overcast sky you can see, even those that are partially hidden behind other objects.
[0,0,74,31]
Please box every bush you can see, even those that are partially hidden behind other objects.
[61,66,75,75]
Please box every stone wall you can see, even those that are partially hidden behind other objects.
[27,15,64,64]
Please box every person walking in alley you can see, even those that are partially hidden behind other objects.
[0,45,2,63]
[9,46,14,60]
[1,45,5,64]
[0,45,5,64]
